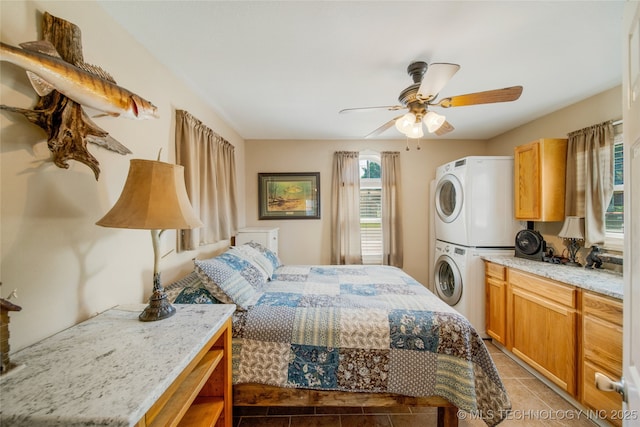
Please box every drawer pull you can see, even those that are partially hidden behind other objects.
[595,372,627,400]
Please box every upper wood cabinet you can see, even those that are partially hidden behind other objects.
[514,138,568,221]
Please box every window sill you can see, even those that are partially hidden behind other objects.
[603,233,624,252]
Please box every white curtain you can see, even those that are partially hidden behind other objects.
[565,121,614,247]
[331,151,362,264]
[175,110,238,251]
[381,151,403,267]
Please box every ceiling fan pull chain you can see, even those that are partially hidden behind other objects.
[405,137,410,151]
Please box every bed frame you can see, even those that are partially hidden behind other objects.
[233,383,459,427]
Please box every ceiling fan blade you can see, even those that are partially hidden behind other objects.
[417,63,460,101]
[435,86,523,108]
[365,115,403,138]
[434,121,455,136]
[339,105,406,114]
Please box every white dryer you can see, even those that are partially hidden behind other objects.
[433,240,512,337]
[434,156,521,247]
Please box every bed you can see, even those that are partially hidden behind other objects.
[166,243,511,426]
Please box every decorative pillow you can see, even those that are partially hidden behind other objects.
[217,251,267,288]
[229,244,274,280]
[174,287,220,304]
[243,241,282,275]
[194,253,263,310]
[164,272,202,302]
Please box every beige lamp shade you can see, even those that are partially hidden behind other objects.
[97,159,203,230]
[558,216,585,240]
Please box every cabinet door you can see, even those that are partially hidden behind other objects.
[486,277,506,344]
[583,361,623,427]
[511,287,577,395]
[514,139,567,221]
[514,141,541,220]
[582,292,623,426]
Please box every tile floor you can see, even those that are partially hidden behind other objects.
[232,340,599,427]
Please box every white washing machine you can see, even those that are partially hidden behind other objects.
[433,240,512,337]
[434,156,521,247]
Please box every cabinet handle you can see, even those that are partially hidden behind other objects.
[595,372,627,401]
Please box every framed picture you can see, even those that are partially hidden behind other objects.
[258,172,320,219]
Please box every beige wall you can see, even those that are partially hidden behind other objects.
[244,138,488,285]
[486,86,621,156]
[486,86,622,256]
[244,86,622,286]
[0,1,622,353]
[0,1,245,351]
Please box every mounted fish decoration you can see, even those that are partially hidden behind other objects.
[0,41,158,120]
[0,12,156,179]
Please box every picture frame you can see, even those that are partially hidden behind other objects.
[258,172,320,219]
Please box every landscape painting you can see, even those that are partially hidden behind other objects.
[258,172,320,219]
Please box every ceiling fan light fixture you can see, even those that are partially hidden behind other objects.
[424,111,446,133]
[395,112,416,135]
[407,122,424,138]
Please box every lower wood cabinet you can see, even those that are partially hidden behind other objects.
[485,262,507,345]
[485,261,625,425]
[581,291,623,427]
[509,269,577,396]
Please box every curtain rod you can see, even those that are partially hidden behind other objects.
[612,119,623,126]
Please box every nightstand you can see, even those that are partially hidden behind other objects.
[0,304,235,427]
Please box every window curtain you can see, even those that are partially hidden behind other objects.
[381,151,403,267]
[175,110,238,251]
[564,121,614,247]
[331,151,362,264]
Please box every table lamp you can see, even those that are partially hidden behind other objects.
[558,216,585,267]
[96,159,203,321]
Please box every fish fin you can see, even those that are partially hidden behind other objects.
[92,112,120,118]
[19,40,62,58]
[25,71,56,96]
[85,134,132,155]
[75,62,117,83]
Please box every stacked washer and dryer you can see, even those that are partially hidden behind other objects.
[432,156,521,337]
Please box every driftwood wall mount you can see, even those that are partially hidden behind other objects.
[0,12,157,180]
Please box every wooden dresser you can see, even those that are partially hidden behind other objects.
[0,304,235,427]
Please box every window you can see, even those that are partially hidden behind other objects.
[605,123,624,249]
[360,153,382,264]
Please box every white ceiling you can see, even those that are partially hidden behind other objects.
[98,1,625,141]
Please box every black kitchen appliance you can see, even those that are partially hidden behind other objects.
[514,229,546,261]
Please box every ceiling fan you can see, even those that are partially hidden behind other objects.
[339,61,523,138]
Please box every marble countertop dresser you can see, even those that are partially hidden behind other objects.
[0,303,235,427]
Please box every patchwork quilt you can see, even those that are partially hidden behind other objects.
[231,265,511,426]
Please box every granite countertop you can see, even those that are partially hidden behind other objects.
[482,255,623,300]
[0,303,236,427]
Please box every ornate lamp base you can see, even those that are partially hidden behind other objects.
[565,238,582,267]
[139,273,176,322]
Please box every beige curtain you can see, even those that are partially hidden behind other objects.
[565,121,614,247]
[381,151,403,267]
[331,151,362,264]
[175,110,238,251]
